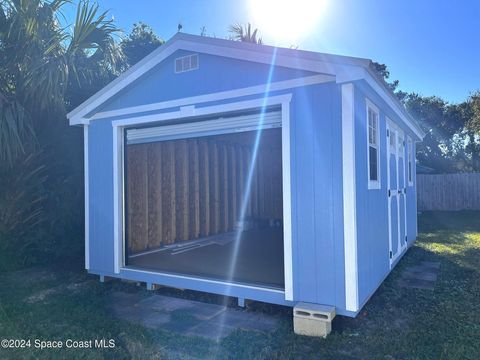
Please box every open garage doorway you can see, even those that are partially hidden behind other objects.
[124,109,285,289]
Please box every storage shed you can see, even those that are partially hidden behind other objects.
[68,33,424,318]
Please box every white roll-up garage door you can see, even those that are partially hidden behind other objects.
[126,110,282,145]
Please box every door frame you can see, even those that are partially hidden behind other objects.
[111,93,294,300]
[386,119,408,266]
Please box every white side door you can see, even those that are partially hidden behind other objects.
[386,120,408,266]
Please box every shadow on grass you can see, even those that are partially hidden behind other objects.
[418,210,480,233]
[0,211,479,359]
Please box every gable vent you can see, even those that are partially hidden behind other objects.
[174,54,199,73]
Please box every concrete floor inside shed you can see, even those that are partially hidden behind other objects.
[127,228,285,289]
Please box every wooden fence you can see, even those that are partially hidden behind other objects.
[417,173,480,211]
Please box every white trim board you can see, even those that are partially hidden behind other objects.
[121,268,285,295]
[112,94,294,300]
[112,126,124,274]
[281,100,293,301]
[366,98,381,190]
[84,126,90,270]
[363,70,424,139]
[407,136,414,186]
[341,83,359,312]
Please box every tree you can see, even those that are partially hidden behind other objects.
[370,62,400,93]
[121,22,164,66]
[0,0,124,266]
[229,23,263,44]
[463,92,480,169]
[403,94,458,172]
[0,0,124,165]
[369,63,480,172]
[468,91,480,133]
[369,61,411,102]
[402,93,480,173]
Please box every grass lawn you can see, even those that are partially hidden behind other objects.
[0,211,479,359]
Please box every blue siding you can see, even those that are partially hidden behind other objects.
[290,83,344,308]
[90,50,317,116]
[88,119,115,273]
[354,85,390,306]
[407,142,418,241]
[353,80,419,308]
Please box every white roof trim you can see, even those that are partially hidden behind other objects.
[364,68,424,139]
[67,32,424,139]
[68,37,181,121]
[67,32,367,122]
[337,67,424,140]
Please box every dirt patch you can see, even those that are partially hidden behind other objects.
[398,261,440,290]
[24,280,94,303]
[66,280,94,292]
[24,288,59,303]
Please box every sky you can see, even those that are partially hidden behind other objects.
[64,0,479,103]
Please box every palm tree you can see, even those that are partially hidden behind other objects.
[0,0,125,263]
[0,0,124,166]
[229,23,263,44]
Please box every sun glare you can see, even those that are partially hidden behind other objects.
[248,0,326,43]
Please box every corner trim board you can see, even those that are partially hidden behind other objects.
[112,126,124,274]
[281,100,293,301]
[84,125,89,270]
[341,83,359,312]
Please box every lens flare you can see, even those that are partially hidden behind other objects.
[212,49,279,341]
[249,0,326,43]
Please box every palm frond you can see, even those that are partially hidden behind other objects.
[228,22,262,44]
[0,149,47,254]
[0,96,35,166]
[68,1,121,56]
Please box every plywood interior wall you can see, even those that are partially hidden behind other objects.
[126,128,283,254]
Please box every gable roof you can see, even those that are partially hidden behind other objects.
[67,32,424,139]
